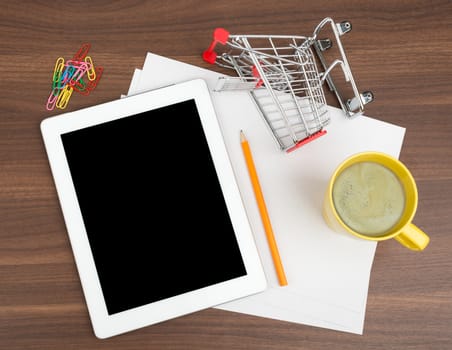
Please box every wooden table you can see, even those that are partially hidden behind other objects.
[1,1,451,349]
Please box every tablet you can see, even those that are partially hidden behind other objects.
[41,79,267,339]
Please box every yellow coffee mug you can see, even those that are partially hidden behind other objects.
[323,151,429,251]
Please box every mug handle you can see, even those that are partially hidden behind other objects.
[394,224,430,251]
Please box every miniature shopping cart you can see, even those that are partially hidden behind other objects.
[203,17,373,152]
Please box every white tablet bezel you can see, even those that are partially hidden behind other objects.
[41,79,266,339]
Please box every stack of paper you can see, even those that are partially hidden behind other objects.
[123,53,405,334]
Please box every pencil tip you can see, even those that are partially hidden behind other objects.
[240,130,246,142]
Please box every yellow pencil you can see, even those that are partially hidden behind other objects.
[240,130,288,286]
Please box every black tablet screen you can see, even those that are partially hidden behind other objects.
[61,99,247,315]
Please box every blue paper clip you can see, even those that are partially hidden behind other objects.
[61,65,76,85]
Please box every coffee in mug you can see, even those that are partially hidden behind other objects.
[332,161,405,236]
[323,152,429,251]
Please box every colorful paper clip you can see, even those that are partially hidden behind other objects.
[73,43,91,61]
[84,56,96,81]
[45,43,103,111]
[46,87,60,111]
[87,66,103,90]
[52,57,65,81]
[73,78,87,93]
[61,65,76,85]
[56,85,73,109]
[52,57,65,90]
[78,66,103,96]
[68,61,90,85]
[52,71,63,90]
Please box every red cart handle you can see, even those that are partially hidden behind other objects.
[202,28,230,64]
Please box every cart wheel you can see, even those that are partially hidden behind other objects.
[337,21,352,35]
[361,91,374,105]
[317,39,332,51]
[346,91,374,113]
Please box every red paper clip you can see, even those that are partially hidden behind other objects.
[73,43,91,61]
[77,66,103,95]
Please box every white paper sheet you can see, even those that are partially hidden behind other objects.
[127,68,142,96]
[126,53,405,334]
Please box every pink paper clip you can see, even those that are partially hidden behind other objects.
[69,61,90,85]
[46,87,60,111]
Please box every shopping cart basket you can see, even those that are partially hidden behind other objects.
[203,17,373,152]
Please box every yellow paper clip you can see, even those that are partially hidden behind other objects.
[52,57,65,86]
[53,57,65,77]
[84,56,96,81]
[56,85,73,109]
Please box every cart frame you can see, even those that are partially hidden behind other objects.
[203,17,373,152]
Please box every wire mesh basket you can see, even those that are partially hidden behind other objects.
[203,17,373,152]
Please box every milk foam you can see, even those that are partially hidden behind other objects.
[332,162,405,236]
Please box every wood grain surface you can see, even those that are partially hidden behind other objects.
[1,1,451,349]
